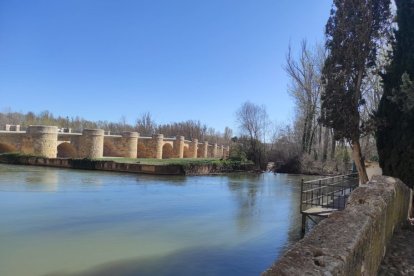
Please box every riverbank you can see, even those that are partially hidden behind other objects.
[0,153,254,175]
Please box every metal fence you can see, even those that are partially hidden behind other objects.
[300,173,359,213]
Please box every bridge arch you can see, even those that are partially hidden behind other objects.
[57,142,77,158]
[0,143,17,154]
[162,143,174,159]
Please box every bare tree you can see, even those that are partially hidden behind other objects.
[285,40,326,155]
[236,101,269,167]
[135,112,157,136]
[223,126,233,143]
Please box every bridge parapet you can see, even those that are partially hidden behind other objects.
[5,124,20,131]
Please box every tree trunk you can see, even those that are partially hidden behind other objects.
[308,125,316,156]
[351,139,369,184]
[322,127,329,162]
[330,129,336,160]
[302,118,308,153]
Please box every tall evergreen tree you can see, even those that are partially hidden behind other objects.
[376,0,414,188]
[320,0,391,183]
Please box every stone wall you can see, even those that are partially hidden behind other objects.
[103,132,139,158]
[0,154,253,176]
[264,175,412,276]
[0,132,24,152]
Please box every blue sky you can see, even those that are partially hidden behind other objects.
[0,0,332,132]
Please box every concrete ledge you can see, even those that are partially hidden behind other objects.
[264,175,412,276]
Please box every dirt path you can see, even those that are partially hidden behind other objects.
[378,226,414,275]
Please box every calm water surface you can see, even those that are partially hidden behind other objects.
[0,164,307,276]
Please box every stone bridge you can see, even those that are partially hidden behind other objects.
[0,125,230,159]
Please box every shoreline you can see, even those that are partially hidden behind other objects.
[0,154,254,176]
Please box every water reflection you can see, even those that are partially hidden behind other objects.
[25,169,59,191]
[0,165,304,276]
[44,244,262,276]
[227,174,263,232]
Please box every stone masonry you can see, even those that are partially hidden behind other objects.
[264,175,412,276]
[0,125,229,159]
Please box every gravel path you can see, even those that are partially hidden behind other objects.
[378,226,414,275]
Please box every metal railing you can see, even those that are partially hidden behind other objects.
[300,173,359,213]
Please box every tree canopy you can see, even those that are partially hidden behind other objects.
[376,0,414,188]
[320,0,391,183]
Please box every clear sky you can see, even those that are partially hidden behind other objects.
[0,0,332,132]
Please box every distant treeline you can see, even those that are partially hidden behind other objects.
[0,109,233,145]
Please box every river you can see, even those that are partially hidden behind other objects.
[0,164,307,276]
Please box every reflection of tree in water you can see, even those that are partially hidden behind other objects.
[133,175,187,187]
[25,169,59,191]
[227,174,264,232]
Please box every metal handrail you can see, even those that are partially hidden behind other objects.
[300,173,359,213]
[303,173,358,184]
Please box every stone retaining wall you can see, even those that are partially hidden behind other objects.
[0,155,253,176]
[264,175,412,276]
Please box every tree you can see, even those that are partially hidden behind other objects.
[376,0,414,189]
[135,112,157,136]
[223,126,233,143]
[320,0,391,183]
[285,41,325,155]
[235,102,269,168]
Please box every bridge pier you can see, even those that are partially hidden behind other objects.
[213,143,218,158]
[202,141,208,158]
[121,132,139,158]
[79,129,104,159]
[26,126,58,158]
[152,134,164,159]
[174,136,184,158]
[190,139,198,158]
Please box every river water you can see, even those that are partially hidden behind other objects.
[0,164,307,276]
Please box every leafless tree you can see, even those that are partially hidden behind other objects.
[285,40,326,155]
[236,101,269,167]
[135,112,156,136]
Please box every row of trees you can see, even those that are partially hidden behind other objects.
[281,0,398,183]
[233,100,349,173]
[235,0,413,187]
[0,109,232,145]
